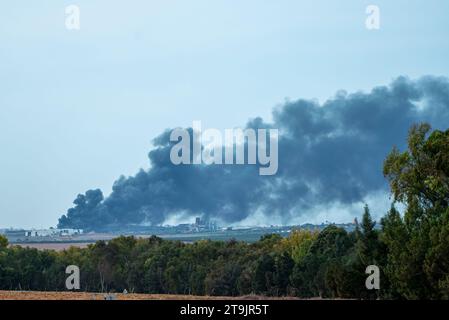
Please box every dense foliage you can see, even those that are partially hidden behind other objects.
[1,123,448,299]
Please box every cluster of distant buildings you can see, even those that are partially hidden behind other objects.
[0,228,83,242]
[0,216,358,244]
[0,217,219,243]
[176,217,219,233]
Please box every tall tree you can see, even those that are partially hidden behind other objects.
[383,123,449,299]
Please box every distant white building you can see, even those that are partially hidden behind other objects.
[59,228,83,236]
[25,228,83,237]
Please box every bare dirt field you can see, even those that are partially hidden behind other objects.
[13,242,91,251]
[0,291,296,300]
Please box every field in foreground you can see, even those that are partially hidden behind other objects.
[0,291,300,300]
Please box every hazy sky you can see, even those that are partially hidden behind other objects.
[1,0,449,228]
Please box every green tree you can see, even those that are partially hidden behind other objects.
[0,235,8,249]
[205,260,242,296]
[291,226,354,298]
[383,123,449,299]
[384,123,449,210]
[277,230,318,264]
[272,252,294,296]
[253,254,275,295]
[357,205,377,264]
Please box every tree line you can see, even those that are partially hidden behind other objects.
[0,123,448,299]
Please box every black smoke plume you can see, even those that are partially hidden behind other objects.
[58,76,449,230]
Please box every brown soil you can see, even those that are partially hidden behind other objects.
[0,291,296,300]
[13,242,91,251]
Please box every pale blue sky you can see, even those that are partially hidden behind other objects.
[1,0,449,228]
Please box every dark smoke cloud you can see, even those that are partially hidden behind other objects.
[58,76,449,230]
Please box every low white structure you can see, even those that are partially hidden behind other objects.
[25,228,83,237]
[59,228,83,236]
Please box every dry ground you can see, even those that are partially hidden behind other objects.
[0,291,298,300]
[13,243,91,251]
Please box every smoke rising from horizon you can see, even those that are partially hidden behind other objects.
[58,76,449,230]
